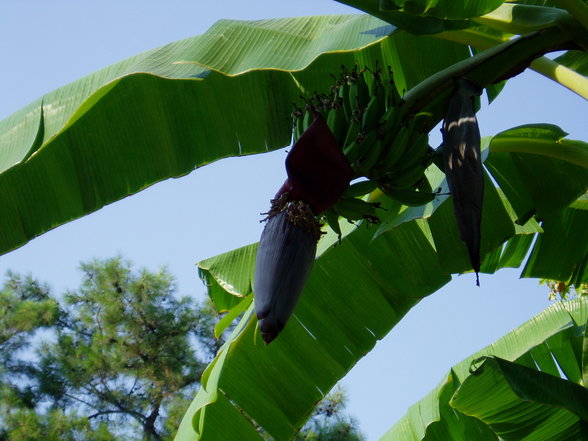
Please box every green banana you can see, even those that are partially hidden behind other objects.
[343,179,379,198]
[379,0,399,12]
[356,137,386,177]
[362,82,386,133]
[390,131,429,174]
[342,119,362,150]
[348,68,370,114]
[302,106,314,132]
[323,208,342,239]
[338,77,352,122]
[378,124,412,172]
[378,102,403,135]
[343,140,362,165]
[292,106,304,141]
[347,74,360,114]
[386,66,403,108]
[385,161,428,190]
[416,175,434,194]
[332,196,380,222]
[326,104,347,147]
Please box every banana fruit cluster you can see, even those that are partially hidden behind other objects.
[291,66,438,235]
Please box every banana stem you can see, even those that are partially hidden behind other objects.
[555,0,588,31]
[530,57,588,100]
[403,27,573,129]
[436,30,588,101]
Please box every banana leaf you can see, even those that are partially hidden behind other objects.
[0,14,479,257]
[380,297,588,441]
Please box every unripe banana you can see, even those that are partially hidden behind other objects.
[391,131,429,175]
[386,67,403,108]
[378,125,413,172]
[362,83,386,133]
[292,107,304,142]
[343,179,379,198]
[323,208,342,239]
[385,161,428,190]
[332,196,380,222]
[326,104,347,147]
[342,119,361,150]
[343,140,361,165]
[416,175,434,194]
[356,137,386,177]
[338,78,352,122]
[302,106,314,133]
[348,68,370,113]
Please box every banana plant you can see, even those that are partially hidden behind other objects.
[0,0,587,440]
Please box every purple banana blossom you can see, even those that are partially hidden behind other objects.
[254,205,318,344]
[442,78,484,285]
[254,112,352,344]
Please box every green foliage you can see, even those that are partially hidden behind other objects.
[0,258,362,441]
[295,388,364,441]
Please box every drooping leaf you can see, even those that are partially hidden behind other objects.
[380,297,588,441]
[0,15,393,257]
[426,170,514,276]
[484,124,588,222]
[198,243,257,312]
[522,207,588,284]
[451,356,588,440]
[337,0,472,34]
[379,0,506,20]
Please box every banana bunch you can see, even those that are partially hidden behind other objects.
[290,66,438,234]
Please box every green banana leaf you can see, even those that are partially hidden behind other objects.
[380,0,506,20]
[337,1,575,36]
[451,356,588,440]
[0,14,480,257]
[0,14,385,255]
[337,0,472,35]
[484,124,588,222]
[380,297,588,441]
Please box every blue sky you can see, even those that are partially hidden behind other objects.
[1,2,586,440]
